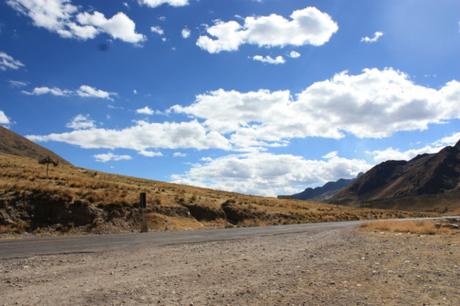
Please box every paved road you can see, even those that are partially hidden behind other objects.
[0,217,457,259]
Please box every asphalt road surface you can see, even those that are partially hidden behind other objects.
[0,217,457,259]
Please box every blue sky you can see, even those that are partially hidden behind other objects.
[0,0,459,196]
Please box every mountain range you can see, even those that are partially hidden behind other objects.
[279,139,460,212]
[330,139,460,211]
[278,178,356,201]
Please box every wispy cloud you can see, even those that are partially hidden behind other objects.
[138,0,189,8]
[22,85,116,100]
[361,31,384,43]
[0,51,25,71]
[252,55,285,65]
[66,114,96,130]
[94,152,132,163]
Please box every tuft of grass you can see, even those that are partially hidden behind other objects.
[360,220,454,235]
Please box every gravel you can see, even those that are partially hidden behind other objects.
[1,227,459,305]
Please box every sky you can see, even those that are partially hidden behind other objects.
[0,0,460,196]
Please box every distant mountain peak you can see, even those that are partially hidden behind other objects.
[278,177,356,201]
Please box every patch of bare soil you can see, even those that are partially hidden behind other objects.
[1,227,459,305]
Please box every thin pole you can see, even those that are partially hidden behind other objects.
[139,192,148,233]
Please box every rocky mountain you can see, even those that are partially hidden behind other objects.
[0,126,70,165]
[279,178,355,201]
[330,139,460,210]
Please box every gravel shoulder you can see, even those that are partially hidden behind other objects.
[1,227,459,306]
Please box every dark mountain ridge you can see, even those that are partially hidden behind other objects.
[330,140,460,210]
[279,177,355,201]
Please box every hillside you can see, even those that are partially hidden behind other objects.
[331,140,460,211]
[279,178,355,201]
[0,126,70,165]
[0,153,430,235]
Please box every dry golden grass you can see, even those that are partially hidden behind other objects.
[0,153,437,234]
[360,220,458,235]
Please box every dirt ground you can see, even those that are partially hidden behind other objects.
[1,227,459,306]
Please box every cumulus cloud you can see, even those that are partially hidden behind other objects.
[172,151,371,196]
[0,111,11,125]
[361,31,384,43]
[252,55,285,65]
[0,52,25,71]
[371,131,460,162]
[7,0,145,44]
[181,27,191,39]
[27,67,460,166]
[136,106,156,115]
[22,85,115,100]
[28,120,230,152]
[172,68,460,150]
[94,152,132,163]
[289,51,301,58]
[197,6,338,53]
[76,11,145,44]
[66,114,95,130]
[138,0,189,8]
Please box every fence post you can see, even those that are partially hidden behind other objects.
[139,192,148,233]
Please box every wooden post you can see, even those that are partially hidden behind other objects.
[139,192,148,233]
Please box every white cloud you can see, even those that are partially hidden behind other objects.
[136,106,156,115]
[150,25,164,36]
[66,114,95,130]
[289,50,301,58]
[22,85,115,100]
[8,80,28,88]
[172,68,460,150]
[172,151,371,196]
[138,150,163,157]
[252,55,285,65]
[361,31,384,43]
[181,27,191,39]
[76,11,145,44]
[196,6,338,53]
[173,152,187,157]
[0,52,25,71]
[138,0,189,8]
[94,152,132,163]
[371,131,460,162]
[7,0,145,44]
[0,111,11,125]
[28,120,230,152]
[22,86,72,96]
[76,85,115,100]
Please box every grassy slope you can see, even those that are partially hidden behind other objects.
[0,126,70,165]
[0,153,434,235]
